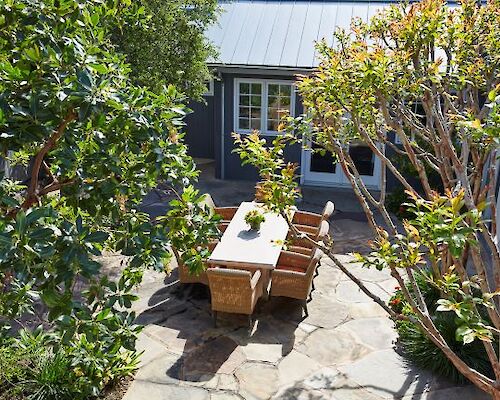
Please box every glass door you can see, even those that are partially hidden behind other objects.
[302,142,380,188]
[302,143,344,186]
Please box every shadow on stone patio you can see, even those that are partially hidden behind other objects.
[135,273,307,385]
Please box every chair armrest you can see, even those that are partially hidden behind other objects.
[272,268,305,278]
[250,270,262,289]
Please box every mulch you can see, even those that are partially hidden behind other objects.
[100,375,134,400]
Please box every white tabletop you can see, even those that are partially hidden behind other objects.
[208,202,293,269]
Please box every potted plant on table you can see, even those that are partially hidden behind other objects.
[244,209,266,231]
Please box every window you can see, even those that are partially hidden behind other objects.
[235,80,294,134]
[203,78,214,96]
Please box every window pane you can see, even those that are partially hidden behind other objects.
[240,83,250,94]
[251,95,261,106]
[280,96,290,107]
[280,84,291,96]
[239,95,249,106]
[311,144,336,173]
[267,119,279,131]
[268,95,279,108]
[250,118,261,130]
[239,107,249,118]
[251,83,262,95]
[250,108,261,118]
[268,84,279,96]
[239,118,249,130]
[349,145,374,176]
[268,107,278,120]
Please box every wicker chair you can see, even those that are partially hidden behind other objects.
[292,201,334,235]
[270,249,323,316]
[288,220,330,256]
[173,241,218,285]
[207,267,264,330]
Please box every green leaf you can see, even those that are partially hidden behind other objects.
[86,231,109,243]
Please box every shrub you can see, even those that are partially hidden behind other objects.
[390,273,497,384]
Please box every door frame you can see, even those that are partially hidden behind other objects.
[300,144,382,190]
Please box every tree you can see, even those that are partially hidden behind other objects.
[113,0,219,99]
[234,0,500,397]
[0,0,218,397]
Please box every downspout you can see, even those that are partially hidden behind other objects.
[220,80,225,180]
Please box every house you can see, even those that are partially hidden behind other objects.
[184,0,390,189]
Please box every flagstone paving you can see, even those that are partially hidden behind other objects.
[123,252,488,400]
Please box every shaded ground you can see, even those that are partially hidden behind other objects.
[122,161,487,400]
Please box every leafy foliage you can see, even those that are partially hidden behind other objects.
[0,0,218,397]
[390,273,497,384]
[113,0,219,98]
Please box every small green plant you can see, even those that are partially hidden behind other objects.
[244,209,266,230]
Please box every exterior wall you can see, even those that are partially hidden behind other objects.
[184,85,218,160]
[219,71,302,181]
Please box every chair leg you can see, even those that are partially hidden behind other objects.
[248,315,253,333]
[212,311,218,328]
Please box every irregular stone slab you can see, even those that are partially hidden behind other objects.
[304,370,384,400]
[334,256,392,283]
[338,349,455,399]
[182,336,246,377]
[313,262,343,295]
[298,329,370,366]
[337,317,397,351]
[272,383,328,400]
[235,362,279,399]
[227,315,308,358]
[217,373,239,392]
[334,280,391,304]
[134,297,187,326]
[241,343,283,363]
[135,329,171,367]
[145,324,196,356]
[303,367,341,390]
[346,302,388,319]
[123,380,209,400]
[134,351,183,385]
[303,296,350,329]
[278,350,322,387]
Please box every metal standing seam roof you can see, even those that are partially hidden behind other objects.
[206,0,392,69]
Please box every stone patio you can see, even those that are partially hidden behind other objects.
[123,253,487,400]
[122,162,489,400]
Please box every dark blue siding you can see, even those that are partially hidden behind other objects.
[184,88,217,159]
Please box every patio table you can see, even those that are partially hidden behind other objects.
[207,202,294,270]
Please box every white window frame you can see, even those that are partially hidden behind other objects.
[203,78,214,97]
[233,78,296,136]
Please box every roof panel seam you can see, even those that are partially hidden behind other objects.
[230,1,253,64]
[262,0,283,65]
[278,0,297,66]
[295,2,311,67]
[246,1,267,65]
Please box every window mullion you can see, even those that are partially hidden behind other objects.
[263,82,268,134]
